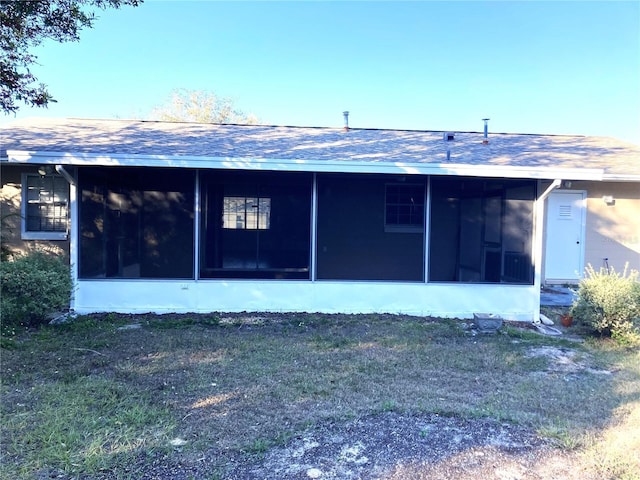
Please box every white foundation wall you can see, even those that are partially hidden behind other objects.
[73,280,539,322]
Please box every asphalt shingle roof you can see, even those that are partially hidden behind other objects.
[1,117,639,178]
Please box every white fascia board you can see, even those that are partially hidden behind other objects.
[6,150,604,181]
[602,174,640,182]
[436,164,603,181]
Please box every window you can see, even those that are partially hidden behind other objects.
[78,167,195,279]
[200,171,312,279]
[223,197,271,230]
[316,174,424,281]
[21,173,69,240]
[385,183,425,232]
[428,177,535,284]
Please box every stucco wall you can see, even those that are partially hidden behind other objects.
[543,180,640,279]
[581,181,640,273]
[0,165,70,258]
[73,279,540,321]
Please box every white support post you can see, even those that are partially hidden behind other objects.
[533,178,562,321]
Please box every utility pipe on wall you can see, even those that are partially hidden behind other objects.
[539,178,562,202]
[55,165,76,185]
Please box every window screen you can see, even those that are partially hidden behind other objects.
[316,174,424,281]
[200,171,312,279]
[428,177,535,284]
[78,167,195,279]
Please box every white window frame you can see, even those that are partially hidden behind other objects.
[21,172,69,241]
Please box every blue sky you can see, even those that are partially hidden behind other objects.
[4,1,640,144]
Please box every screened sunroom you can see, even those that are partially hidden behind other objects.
[76,166,536,287]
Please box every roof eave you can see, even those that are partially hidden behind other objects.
[5,149,606,181]
[602,174,640,182]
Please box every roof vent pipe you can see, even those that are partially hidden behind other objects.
[343,111,350,131]
[482,118,490,144]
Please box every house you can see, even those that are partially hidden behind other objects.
[1,117,639,321]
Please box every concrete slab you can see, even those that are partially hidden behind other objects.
[540,286,577,307]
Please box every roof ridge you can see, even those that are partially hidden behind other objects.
[11,116,592,138]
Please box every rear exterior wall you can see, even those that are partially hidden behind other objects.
[581,181,640,273]
[0,165,70,258]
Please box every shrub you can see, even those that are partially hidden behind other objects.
[1,252,72,330]
[571,264,640,345]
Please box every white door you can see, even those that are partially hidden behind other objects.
[544,191,586,282]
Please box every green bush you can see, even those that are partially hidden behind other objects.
[571,264,640,345]
[1,252,72,330]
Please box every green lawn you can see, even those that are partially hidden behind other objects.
[1,312,638,479]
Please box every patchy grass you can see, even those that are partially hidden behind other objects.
[2,377,174,477]
[1,312,638,479]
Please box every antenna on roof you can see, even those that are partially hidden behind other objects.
[343,111,350,132]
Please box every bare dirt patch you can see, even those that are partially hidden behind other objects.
[526,346,613,376]
[227,414,558,479]
[127,413,595,480]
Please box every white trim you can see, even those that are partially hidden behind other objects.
[533,179,561,319]
[193,170,201,280]
[21,231,68,241]
[602,174,640,182]
[424,176,432,282]
[6,150,606,181]
[311,172,318,281]
[69,181,78,311]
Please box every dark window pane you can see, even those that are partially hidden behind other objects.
[428,177,535,284]
[78,167,195,279]
[398,213,411,225]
